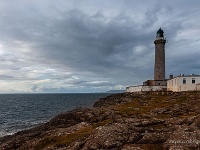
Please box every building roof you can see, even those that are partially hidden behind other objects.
[157,28,164,37]
[168,74,200,80]
[177,74,200,77]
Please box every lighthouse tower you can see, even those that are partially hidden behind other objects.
[125,28,167,92]
[154,28,166,81]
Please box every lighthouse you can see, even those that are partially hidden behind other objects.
[154,28,166,81]
[126,28,167,92]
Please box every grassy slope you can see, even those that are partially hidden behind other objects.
[6,92,200,149]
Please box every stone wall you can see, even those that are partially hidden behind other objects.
[126,85,167,93]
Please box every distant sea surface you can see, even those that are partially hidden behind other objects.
[0,93,111,137]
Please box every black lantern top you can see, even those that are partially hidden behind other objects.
[157,28,164,37]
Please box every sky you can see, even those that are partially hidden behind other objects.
[0,0,200,93]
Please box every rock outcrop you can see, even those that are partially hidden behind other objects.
[1,92,200,149]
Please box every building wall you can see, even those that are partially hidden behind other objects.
[167,76,200,92]
[143,80,167,86]
[126,85,143,92]
[196,84,200,91]
[126,85,166,93]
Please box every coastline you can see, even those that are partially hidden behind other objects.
[0,93,111,139]
[1,92,200,149]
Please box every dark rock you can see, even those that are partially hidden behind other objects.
[1,92,200,149]
[93,93,135,107]
[82,123,130,149]
[48,107,93,127]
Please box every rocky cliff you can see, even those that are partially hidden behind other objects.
[1,92,200,150]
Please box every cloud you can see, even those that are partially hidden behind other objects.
[31,85,38,92]
[0,0,199,92]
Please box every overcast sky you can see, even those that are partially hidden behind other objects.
[0,0,199,93]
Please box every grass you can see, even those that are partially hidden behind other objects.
[125,144,164,150]
[142,144,164,150]
[108,92,198,119]
[34,127,93,150]
[110,95,168,117]
[151,123,166,130]
[34,119,113,149]
[92,119,113,128]
[34,92,200,149]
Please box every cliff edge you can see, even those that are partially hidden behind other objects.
[1,92,200,150]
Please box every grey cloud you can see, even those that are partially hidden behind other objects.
[0,1,199,92]
[31,85,38,91]
[36,10,154,69]
[0,75,16,80]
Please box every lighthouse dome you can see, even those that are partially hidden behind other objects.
[156,28,164,37]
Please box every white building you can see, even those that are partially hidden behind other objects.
[167,75,200,92]
[126,85,166,93]
[196,83,200,91]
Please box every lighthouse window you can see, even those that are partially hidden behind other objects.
[183,78,186,84]
[192,78,195,84]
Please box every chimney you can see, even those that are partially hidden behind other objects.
[169,74,173,79]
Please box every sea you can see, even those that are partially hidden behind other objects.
[0,93,111,138]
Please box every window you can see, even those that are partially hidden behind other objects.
[192,78,195,84]
[183,78,186,84]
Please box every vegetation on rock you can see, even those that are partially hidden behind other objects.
[1,92,200,149]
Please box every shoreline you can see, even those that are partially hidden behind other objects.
[0,93,113,139]
[1,92,200,149]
